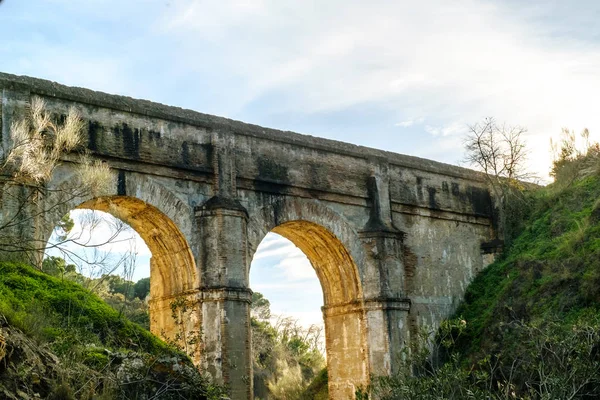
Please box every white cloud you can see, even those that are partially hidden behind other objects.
[425,122,467,137]
[252,233,299,260]
[5,0,599,179]
[252,234,317,282]
[275,255,317,282]
[154,0,600,179]
[396,117,424,128]
[252,243,297,260]
[252,234,319,284]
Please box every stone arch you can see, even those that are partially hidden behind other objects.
[247,197,368,300]
[75,196,197,299]
[247,196,370,398]
[42,170,199,359]
[44,167,196,244]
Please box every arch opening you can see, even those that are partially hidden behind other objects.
[45,195,200,361]
[272,221,363,307]
[45,208,151,278]
[75,196,198,299]
[249,231,326,399]
[250,219,369,399]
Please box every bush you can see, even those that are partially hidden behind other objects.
[251,295,326,400]
[362,316,600,400]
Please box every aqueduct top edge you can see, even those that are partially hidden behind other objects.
[0,71,485,182]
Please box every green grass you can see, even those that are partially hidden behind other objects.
[0,261,172,356]
[453,175,600,359]
[0,262,228,399]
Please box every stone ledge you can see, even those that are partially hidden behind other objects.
[322,298,411,317]
[358,228,405,240]
[198,286,253,303]
[195,196,249,218]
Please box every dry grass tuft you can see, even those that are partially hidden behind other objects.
[78,155,113,196]
[267,359,305,400]
[3,97,112,196]
[5,97,83,185]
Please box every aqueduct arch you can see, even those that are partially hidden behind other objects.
[75,196,200,359]
[40,173,203,363]
[247,197,371,398]
[1,73,500,399]
[76,196,197,300]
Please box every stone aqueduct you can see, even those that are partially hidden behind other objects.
[0,73,499,399]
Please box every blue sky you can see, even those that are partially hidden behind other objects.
[8,0,600,326]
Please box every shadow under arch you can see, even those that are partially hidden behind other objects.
[75,195,200,359]
[248,197,370,399]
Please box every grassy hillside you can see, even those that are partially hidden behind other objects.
[367,165,600,398]
[0,262,225,400]
[456,175,600,357]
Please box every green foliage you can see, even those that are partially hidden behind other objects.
[251,292,326,400]
[133,277,150,300]
[55,214,75,242]
[164,295,202,360]
[364,315,600,400]
[299,368,328,400]
[550,127,600,189]
[251,291,271,320]
[41,256,77,279]
[0,261,225,399]
[456,174,600,359]
[105,274,135,299]
[82,346,110,368]
[0,262,166,354]
[102,292,150,329]
[501,189,534,249]
[40,259,152,330]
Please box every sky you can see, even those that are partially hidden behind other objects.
[7,0,600,327]
[45,210,152,281]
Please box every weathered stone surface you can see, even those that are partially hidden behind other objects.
[0,72,499,399]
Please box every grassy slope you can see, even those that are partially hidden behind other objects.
[0,262,224,400]
[454,175,600,359]
[0,262,168,355]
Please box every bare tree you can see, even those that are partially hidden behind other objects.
[464,117,534,241]
[464,117,532,186]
